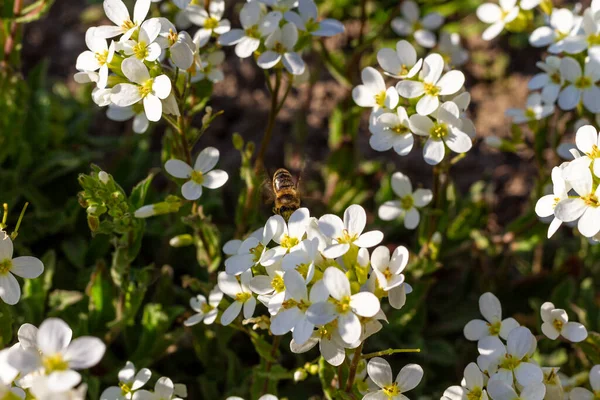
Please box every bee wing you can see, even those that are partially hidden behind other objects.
[261,176,276,205]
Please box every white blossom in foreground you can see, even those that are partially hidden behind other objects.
[0,235,44,305]
[476,0,519,41]
[377,40,422,79]
[75,27,115,89]
[369,107,415,156]
[570,366,600,400]
[100,361,151,400]
[225,228,273,275]
[164,147,228,201]
[535,167,569,238]
[442,363,488,400]
[96,0,152,39]
[558,57,600,113]
[290,320,355,366]
[257,23,306,75]
[283,0,344,37]
[217,270,256,326]
[352,67,399,112]
[554,168,600,238]
[306,267,380,344]
[397,54,465,116]
[378,172,432,229]
[565,125,600,179]
[364,357,423,399]
[464,292,519,342]
[187,0,230,47]
[505,93,554,124]
[111,58,172,122]
[487,381,546,400]
[370,245,408,291]
[528,56,563,104]
[261,208,310,265]
[7,318,106,391]
[540,302,588,342]
[184,286,223,326]
[318,204,383,259]
[391,0,443,48]
[132,377,187,400]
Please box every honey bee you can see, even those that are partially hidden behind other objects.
[271,168,301,221]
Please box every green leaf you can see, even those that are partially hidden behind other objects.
[129,173,155,210]
[87,262,116,333]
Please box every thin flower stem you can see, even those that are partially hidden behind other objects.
[261,334,282,395]
[344,341,364,393]
[255,69,282,173]
[1,0,23,70]
[10,202,29,240]
[361,348,421,360]
[1,203,8,229]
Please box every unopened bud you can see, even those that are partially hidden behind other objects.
[169,234,194,247]
[432,232,442,245]
[293,369,307,382]
[307,364,319,375]
[134,205,156,218]
[98,171,109,185]
[233,133,244,151]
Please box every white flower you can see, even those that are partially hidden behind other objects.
[560,9,600,55]
[476,0,519,41]
[290,320,356,366]
[0,345,20,386]
[284,0,344,37]
[75,27,115,89]
[378,172,432,229]
[257,23,305,75]
[558,57,600,113]
[554,168,600,238]
[369,107,415,156]
[540,302,588,342]
[29,376,87,400]
[352,67,399,111]
[92,87,113,107]
[478,327,543,387]
[281,237,321,283]
[7,318,106,391]
[225,223,277,275]
[132,377,186,400]
[0,235,44,305]
[443,363,489,400]
[306,267,380,344]
[164,147,228,201]
[464,292,519,342]
[364,357,423,399]
[187,1,231,47]
[569,365,600,400]
[505,93,554,124]
[409,101,472,164]
[217,270,256,326]
[155,19,195,70]
[100,361,151,400]
[397,53,465,116]
[96,0,152,39]
[189,50,225,83]
[370,245,408,291]
[487,381,546,400]
[121,19,163,62]
[111,58,172,122]
[529,8,578,53]
[318,204,383,259]
[218,2,282,58]
[270,271,328,345]
[535,167,569,238]
[184,286,223,326]
[563,125,600,179]
[438,32,469,67]
[261,208,310,266]
[391,0,443,48]
[528,56,564,104]
[377,40,422,80]
[107,104,150,134]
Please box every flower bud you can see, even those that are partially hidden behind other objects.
[98,171,109,185]
[169,234,194,247]
[293,369,307,382]
[134,205,156,218]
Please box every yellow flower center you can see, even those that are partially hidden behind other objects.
[375,91,387,107]
[249,243,265,263]
[235,292,251,303]
[0,259,12,274]
[245,25,261,39]
[119,382,133,396]
[524,108,537,119]
[430,123,448,139]
[201,302,213,313]
[391,124,410,135]
[583,192,600,207]
[138,79,154,97]
[133,41,149,60]
[383,382,401,397]
[587,144,600,159]
[317,321,337,340]
[280,234,299,249]
[96,50,109,65]
[121,19,136,31]
[588,33,600,46]
[168,29,178,46]
[305,18,320,32]
[553,197,561,207]
[398,64,409,76]
[271,275,285,293]
[487,320,501,336]
[204,16,219,30]
[333,295,351,314]
[550,72,561,84]
[296,263,310,280]
[499,354,521,371]
[337,229,358,244]
[42,353,69,373]
[575,75,592,89]
[382,267,393,281]
[191,170,204,185]
[467,387,483,400]
[282,298,310,312]
[400,195,414,210]
[423,82,440,96]
[273,42,285,53]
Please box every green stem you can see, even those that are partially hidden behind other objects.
[344,341,364,393]
[10,202,29,240]
[361,348,421,360]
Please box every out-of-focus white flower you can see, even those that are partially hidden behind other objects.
[217,270,256,326]
[569,366,600,400]
[353,67,399,111]
[558,57,600,113]
[464,292,519,342]
[528,56,563,104]
[257,23,305,75]
[378,172,432,229]
[391,0,444,48]
[164,147,228,201]
[184,287,223,326]
[75,27,115,89]
[107,104,150,134]
[364,357,423,399]
[487,381,546,400]
[442,363,488,400]
[505,93,554,124]
[476,0,520,41]
[155,19,195,69]
[96,0,152,39]
[0,235,44,305]
[377,40,422,79]
[187,0,230,47]
[560,9,600,55]
[540,302,588,342]
[529,8,578,53]
[535,167,569,238]
[100,361,151,400]
[438,32,469,67]
[189,50,225,83]
[397,53,465,116]
[132,377,186,400]
[563,125,600,179]
[284,0,344,37]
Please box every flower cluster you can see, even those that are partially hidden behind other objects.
[353,39,475,165]
[2,318,106,399]
[443,292,588,400]
[75,0,228,133]
[184,204,415,370]
[535,125,600,240]
[218,0,344,75]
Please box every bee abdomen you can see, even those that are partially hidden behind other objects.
[273,168,296,191]
[277,193,300,207]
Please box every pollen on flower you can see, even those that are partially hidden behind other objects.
[235,292,252,303]
[467,387,483,400]
[305,18,320,32]
[429,123,448,139]
[244,26,261,39]
[383,382,401,396]
[398,64,409,76]
[550,72,561,84]
[273,42,285,53]
[374,91,387,107]
[168,29,178,46]
[296,263,310,280]
[95,50,109,65]
[400,195,414,210]
[201,302,213,313]
[337,229,358,244]
[249,243,265,263]
[133,41,149,60]
[423,82,440,97]
[271,275,285,293]
[382,267,393,281]
[391,124,410,135]
[317,321,337,340]
[574,75,592,89]
[138,79,154,97]
[524,108,537,120]
[499,354,520,371]
[0,259,12,274]
[42,353,69,373]
[487,320,501,336]
[586,144,600,159]
[280,234,299,249]
[204,17,219,30]
[583,192,600,207]
[333,295,351,314]
[588,33,600,47]
[119,382,133,396]
[191,170,204,185]
[121,19,136,31]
